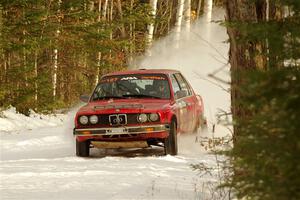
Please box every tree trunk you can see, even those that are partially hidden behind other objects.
[174,0,185,48]
[0,7,4,84]
[266,0,269,20]
[109,0,114,61]
[116,0,126,38]
[283,5,290,18]
[183,0,191,32]
[146,0,158,55]
[98,0,102,21]
[22,8,28,87]
[102,0,108,20]
[196,0,202,19]
[1,54,6,84]
[53,49,58,98]
[225,0,261,140]
[167,0,174,33]
[53,0,62,99]
[96,0,102,86]
[203,0,213,22]
[129,0,135,66]
[109,0,113,22]
[34,51,38,104]
[88,1,95,11]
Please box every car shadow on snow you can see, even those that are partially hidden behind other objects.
[88,146,165,158]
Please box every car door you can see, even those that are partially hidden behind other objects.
[173,73,196,133]
[170,74,185,133]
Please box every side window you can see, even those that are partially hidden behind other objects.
[171,75,181,99]
[174,73,192,97]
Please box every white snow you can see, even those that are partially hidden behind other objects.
[0,107,66,132]
[0,6,230,200]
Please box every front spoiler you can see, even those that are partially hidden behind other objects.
[74,124,170,136]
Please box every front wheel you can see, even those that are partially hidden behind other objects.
[76,140,90,157]
[164,121,178,155]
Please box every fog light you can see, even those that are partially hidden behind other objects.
[89,115,98,124]
[137,114,148,123]
[79,115,88,125]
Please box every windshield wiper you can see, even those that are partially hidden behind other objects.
[93,96,125,100]
[122,94,162,99]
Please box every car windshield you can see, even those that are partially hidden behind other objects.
[92,74,171,101]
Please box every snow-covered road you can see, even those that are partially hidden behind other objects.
[0,110,223,199]
[0,7,229,200]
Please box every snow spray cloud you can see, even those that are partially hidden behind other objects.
[130,7,232,154]
[135,8,230,128]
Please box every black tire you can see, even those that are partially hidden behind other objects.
[164,120,178,155]
[76,140,90,157]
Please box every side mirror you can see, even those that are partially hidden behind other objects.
[80,95,90,103]
[175,90,187,99]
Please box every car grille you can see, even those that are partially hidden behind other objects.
[99,114,139,126]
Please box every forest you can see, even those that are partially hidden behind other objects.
[1,0,300,199]
[225,1,300,199]
[0,0,212,114]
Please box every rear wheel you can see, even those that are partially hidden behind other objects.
[164,121,178,155]
[76,140,90,157]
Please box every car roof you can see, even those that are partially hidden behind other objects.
[103,69,180,77]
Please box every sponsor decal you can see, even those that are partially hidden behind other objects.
[100,74,167,83]
[140,76,166,80]
[100,77,118,83]
[120,77,138,80]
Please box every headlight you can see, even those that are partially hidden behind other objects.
[89,115,98,124]
[79,115,88,125]
[137,113,148,123]
[149,113,159,122]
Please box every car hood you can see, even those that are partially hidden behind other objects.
[77,99,171,115]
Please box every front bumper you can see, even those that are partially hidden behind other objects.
[74,124,170,136]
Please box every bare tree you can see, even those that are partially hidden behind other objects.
[183,0,191,32]
[96,0,102,85]
[196,0,203,19]
[102,0,108,20]
[146,0,158,55]
[116,0,126,38]
[53,0,62,98]
[174,0,185,48]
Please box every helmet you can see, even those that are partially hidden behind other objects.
[153,80,166,88]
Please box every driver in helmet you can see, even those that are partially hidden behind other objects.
[152,79,169,99]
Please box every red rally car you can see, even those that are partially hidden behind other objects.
[74,69,206,157]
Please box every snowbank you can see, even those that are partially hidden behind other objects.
[0,107,67,132]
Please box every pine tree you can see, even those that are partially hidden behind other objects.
[224,0,300,199]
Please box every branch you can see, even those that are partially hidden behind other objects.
[190,30,228,62]
[194,71,230,93]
